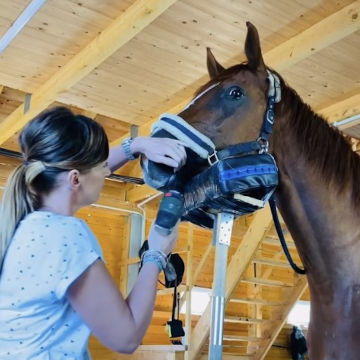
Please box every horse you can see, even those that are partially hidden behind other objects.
[174,22,360,360]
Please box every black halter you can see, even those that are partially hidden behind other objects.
[146,70,305,274]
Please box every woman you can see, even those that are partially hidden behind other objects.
[0,107,186,359]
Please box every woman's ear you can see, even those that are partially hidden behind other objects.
[67,169,80,189]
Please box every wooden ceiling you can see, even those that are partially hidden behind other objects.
[0,1,359,359]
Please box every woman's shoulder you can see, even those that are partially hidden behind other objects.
[23,210,81,226]
[18,211,90,239]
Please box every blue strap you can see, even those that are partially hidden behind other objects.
[219,164,277,181]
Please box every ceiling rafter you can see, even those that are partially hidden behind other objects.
[117,2,360,200]
[0,0,177,145]
[111,0,360,150]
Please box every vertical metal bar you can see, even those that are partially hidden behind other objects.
[209,212,234,360]
[127,213,144,294]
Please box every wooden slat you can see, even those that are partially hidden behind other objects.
[224,316,272,325]
[126,184,159,203]
[242,277,292,288]
[229,298,283,307]
[252,258,291,269]
[223,335,263,342]
[0,0,178,145]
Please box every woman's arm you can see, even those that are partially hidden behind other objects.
[67,222,179,354]
[67,259,159,353]
[108,136,186,173]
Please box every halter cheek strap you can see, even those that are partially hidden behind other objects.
[152,71,282,165]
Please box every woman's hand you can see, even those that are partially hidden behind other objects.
[132,137,186,170]
[147,221,179,255]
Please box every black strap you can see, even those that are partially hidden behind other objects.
[171,283,177,321]
[217,141,262,160]
[269,196,306,275]
[177,291,180,319]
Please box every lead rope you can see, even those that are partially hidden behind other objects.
[269,196,306,275]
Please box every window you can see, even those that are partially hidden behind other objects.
[287,300,310,328]
[180,287,211,315]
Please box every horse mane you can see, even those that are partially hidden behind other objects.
[274,70,360,207]
[195,64,360,207]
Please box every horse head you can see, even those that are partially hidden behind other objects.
[178,22,271,150]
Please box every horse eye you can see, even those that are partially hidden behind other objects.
[226,86,244,100]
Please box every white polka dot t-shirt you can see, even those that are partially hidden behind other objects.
[0,211,103,360]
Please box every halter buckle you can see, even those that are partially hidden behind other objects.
[257,138,269,154]
[208,151,219,166]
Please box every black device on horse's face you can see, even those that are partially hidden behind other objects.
[141,71,281,229]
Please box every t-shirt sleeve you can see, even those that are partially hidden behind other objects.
[51,218,103,299]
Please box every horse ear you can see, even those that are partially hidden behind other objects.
[245,22,266,73]
[207,47,225,79]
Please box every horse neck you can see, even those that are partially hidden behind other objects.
[270,87,360,293]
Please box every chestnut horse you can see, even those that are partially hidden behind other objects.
[177,22,360,359]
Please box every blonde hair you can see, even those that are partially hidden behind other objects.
[0,107,109,268]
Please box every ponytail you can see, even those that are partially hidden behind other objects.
[0,161,44,267]
[0,106,109,269]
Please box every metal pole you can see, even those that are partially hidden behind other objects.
[209,212,234,360]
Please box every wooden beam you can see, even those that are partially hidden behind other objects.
[80,110,98,119]
[126,184,159,203]
[0,85,4,95]
[0,0,177,145]
[184,224,194,360]
[110,98,190,147]
[252,257,291,269]
[229,297,283,306]
[189,207,272,360]
[224,316,272,325]
[241,277,292,288]
[223,335,263,342]
[114,345,186,360]
[263,0,360,71]
[317,92,360,125]
[110,2,360,151]
[119,217,131,295]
